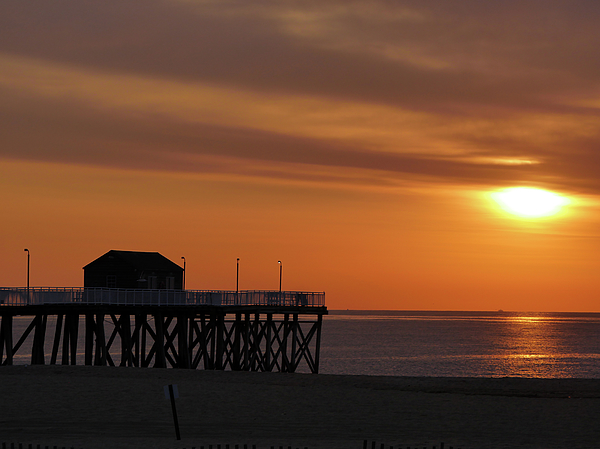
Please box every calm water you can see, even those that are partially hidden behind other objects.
[320,310,600,378]
[8,310,600,378]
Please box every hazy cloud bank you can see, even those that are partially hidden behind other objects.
[2,0,600,194]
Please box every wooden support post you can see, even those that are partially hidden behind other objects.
[140,315,148,367]
[290,314,299,373]
[167,384,181,440]
[199,313,213,369]
[0,315,3,364]
[69,313,79,365]
[248,313,258,371]
[84,313,94,365]
[177,315,190,369]
[31,314,41,365]
[0,314,13,365]
[196,317,207,369]
[31,314,47,365]
[120,314,132,367]
[133,314,144,367]
[192,315,203,369]
[203,314,217,369]
[41,314,49,361]
[94,313,107,366]
[63,314,73,365]
[103,315,119,367]
[313,314,323,374]
[281,314,290,372]
[0,314,4,364]
[62,314,71,365]
[243,313,250,371]
[233,313,242,371]
[221,321,230,370]
[194,313,212,369]
[247,315,255,371]
[188,316,195,367]
[265,314,272,371]
[215,313,225,370]
[50,314,63,365]
[154,313,166,368]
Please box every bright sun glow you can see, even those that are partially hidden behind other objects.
[491,187,570,218]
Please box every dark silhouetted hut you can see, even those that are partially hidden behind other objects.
[83,250,184,290]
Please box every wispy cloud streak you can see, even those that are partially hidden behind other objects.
[1,0,600,194]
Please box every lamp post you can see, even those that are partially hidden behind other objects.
[24,248,30,303]
[278,260,282,293]
[181,256,186,290]
[236,258,240,294]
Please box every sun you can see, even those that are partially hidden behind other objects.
[491,187,570,218]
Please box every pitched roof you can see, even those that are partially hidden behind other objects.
[83,250,183,271]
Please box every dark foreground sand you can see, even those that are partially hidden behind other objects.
[1,366,599,449]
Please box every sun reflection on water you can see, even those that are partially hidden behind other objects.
[320,311,600,377]
[497,314,566,377]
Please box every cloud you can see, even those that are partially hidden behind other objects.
[2,0,599,111]
[1,70,593,194]
[1,1,600,195]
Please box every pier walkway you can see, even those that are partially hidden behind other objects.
[0,288,326,373]
[0,287,325,308]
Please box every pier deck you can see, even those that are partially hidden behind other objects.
[0,288,326,373]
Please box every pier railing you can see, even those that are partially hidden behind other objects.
[0,287,325,308]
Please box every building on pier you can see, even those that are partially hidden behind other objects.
[83,250,184,290]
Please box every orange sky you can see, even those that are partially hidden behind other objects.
[1,1,600,311]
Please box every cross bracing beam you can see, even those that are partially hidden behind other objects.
[0,305,326,373]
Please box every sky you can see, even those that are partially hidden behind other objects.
[1,0,600,311]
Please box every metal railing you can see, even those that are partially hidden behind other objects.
[0,287,325,308]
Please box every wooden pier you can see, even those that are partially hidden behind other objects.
[0,288,326,373]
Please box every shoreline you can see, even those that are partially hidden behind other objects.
[1,366,599,448]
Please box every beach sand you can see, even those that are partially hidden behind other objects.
[1,366,599,449]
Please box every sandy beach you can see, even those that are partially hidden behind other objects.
[1,366,599,449]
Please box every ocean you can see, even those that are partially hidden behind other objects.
[320,310,600,378]
[7,310,600,378]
